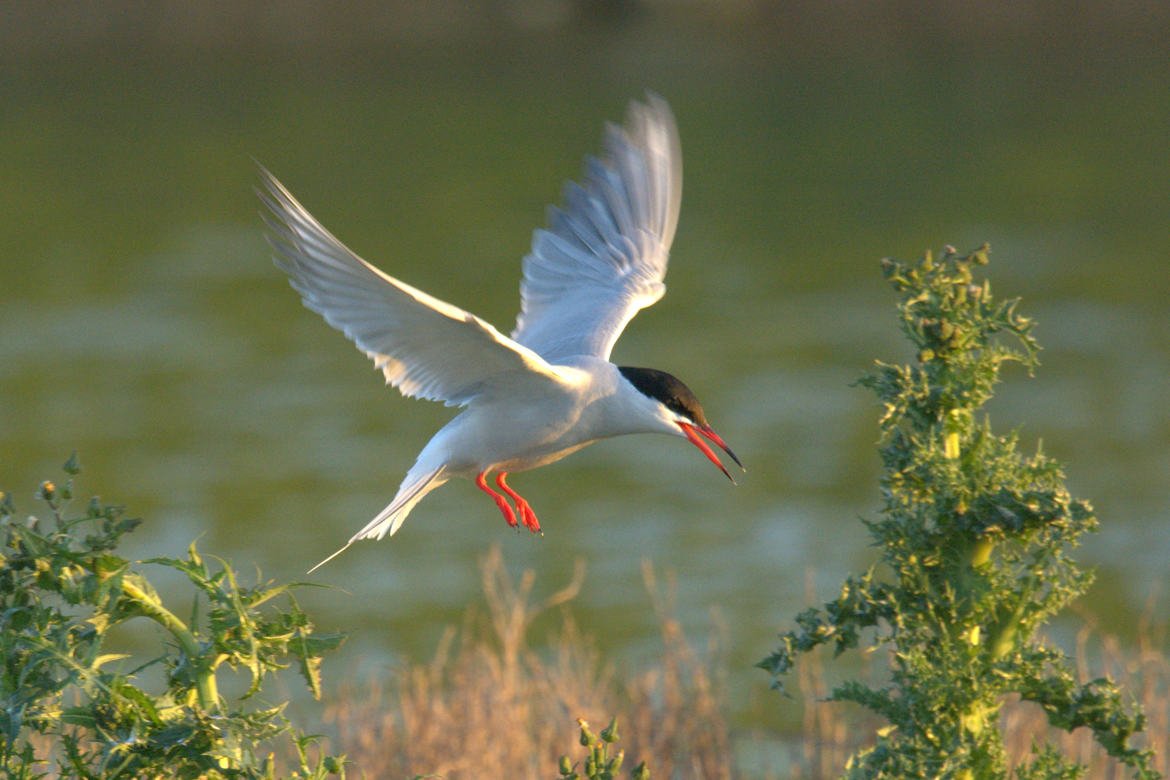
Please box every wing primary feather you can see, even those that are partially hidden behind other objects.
[258,165,564,407]
[511,94,682,361]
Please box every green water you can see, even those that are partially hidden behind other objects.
[2,28,1168,741]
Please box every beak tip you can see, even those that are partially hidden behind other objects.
[681,421,744,484]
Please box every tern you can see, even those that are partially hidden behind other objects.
[259,95,743,572]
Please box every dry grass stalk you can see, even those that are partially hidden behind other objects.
[325,545,731,779]
[783,568,882,780]
[790,647,871,780]
[625,561,731,780]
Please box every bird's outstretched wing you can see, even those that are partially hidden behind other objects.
[511,94,682,361]
[260,167,564,407]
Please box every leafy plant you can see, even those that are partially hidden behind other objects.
[759,246,1158,778]
[0,455,347,779]
[556,718,650,780]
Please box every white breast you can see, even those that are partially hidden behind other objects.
[421,358,676,477]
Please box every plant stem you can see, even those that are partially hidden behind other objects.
[121,579,220,713]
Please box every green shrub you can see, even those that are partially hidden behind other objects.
[0,455,347,779]
[555,718,650,780]
[759,246,1158,779]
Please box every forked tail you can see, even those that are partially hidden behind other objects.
[307,463,448,573]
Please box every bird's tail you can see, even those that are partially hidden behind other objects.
[307,462,448,573]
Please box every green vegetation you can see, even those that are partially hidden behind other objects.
[556,718,650,780]
[0,455,346,779]
[759,247,1158,778]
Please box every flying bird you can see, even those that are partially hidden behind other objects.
[259,95,743,572]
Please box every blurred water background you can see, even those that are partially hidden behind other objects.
[2,1,1168,747]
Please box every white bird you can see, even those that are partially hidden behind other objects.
[259,95,743,572]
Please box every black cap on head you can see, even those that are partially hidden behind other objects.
[618,366,707,426]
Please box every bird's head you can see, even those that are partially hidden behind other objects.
[618,366,744,483]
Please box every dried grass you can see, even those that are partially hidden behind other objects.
[322,552,1166,779]
[325,545,730,780]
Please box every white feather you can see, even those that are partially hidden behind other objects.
[259,166,567,407]
[511,94,682,361]
[306,462,448,573]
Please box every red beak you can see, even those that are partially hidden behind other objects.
[678,422,745,484]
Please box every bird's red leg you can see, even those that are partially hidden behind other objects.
[476,471,517,529]
[495,473,542,534]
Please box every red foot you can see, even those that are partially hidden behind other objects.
[476,471,517,529]
[496,473,542,534]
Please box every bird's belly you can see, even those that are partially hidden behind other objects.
[436,399,602,477]
[491,440,595,473]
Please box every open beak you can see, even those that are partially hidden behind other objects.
[678,421,745,484]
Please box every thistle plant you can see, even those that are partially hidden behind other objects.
[0,455,347,779]
[555,718,650,780]
[759,246,1157,778]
